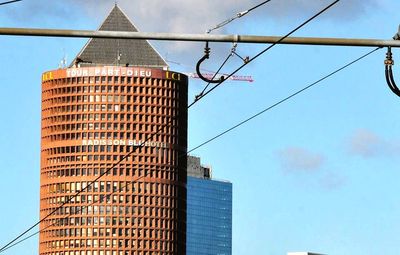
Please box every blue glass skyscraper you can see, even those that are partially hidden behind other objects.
[187,156,232,255]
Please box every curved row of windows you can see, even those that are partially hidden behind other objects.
[42,147,177,164]
[43,112,178,125]
[42,133,178,146]
[43,95,178,109]
[43,104,179,118]
[41,214,177,229]
[40,240,176,255]
[43,238,162,250]
[43,114,177,130]
[42,181,177,196]
[42,79,180,98]
[41,169,178,181]
[43,153,177,165]
[42,203,178,217]
[42,121,177,136]
[41,250,174,255]
[43,76,179,92]
[41,162,175,178]
[43,145,166,156]
[43,224,176,239]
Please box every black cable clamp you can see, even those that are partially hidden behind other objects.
[196,42,225,84]
[384,46,400,97]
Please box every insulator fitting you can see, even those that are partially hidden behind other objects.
[204,42,210,56]
[385,47,394,66]
[385,59,394,66]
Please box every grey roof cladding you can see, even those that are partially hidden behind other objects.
[70,5,168,68]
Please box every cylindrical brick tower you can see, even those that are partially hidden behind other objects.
[39,5,188,255]
[40,66,188,255]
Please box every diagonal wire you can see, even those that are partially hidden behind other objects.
[207,0,273,33]
[0,1,340,252]
[193,0,341,106]
[2,147,182,252]
[0,46,379,253]
[0,121,170,252]
[0,58,211,252]
[248,0,273,12]
[0,176,143,253]
[188,47,381,154]
[0,148,144,251]
[0,0,21,6]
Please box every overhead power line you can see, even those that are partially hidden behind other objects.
[188,47,381,153]
[0,46,381,254]
[0,50,222,253]
[0,1,340,252]
[192,0,341,106]
[206,0,273,33]
[0,0,21,6]
[0,176,144,253]
[0,107,181,253]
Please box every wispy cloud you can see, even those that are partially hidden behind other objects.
[1,1,77,23]
[1,0,380,57]
[4,0,380,30]
[76,0,379,32]
[263,0,379,21]
[278,147,324,172]
[348,129,400,158]
[277,146,346,190]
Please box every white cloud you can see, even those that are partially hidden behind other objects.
[277,146,346,190]
[348,129,400,158]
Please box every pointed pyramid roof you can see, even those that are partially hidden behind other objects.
[70,5,168,68]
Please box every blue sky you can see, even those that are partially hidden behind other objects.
[1,0,400,254]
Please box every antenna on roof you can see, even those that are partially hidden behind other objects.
[59,49,67,69]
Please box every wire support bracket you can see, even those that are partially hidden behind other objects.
[195,42,240,101]
[231,43,250,63]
